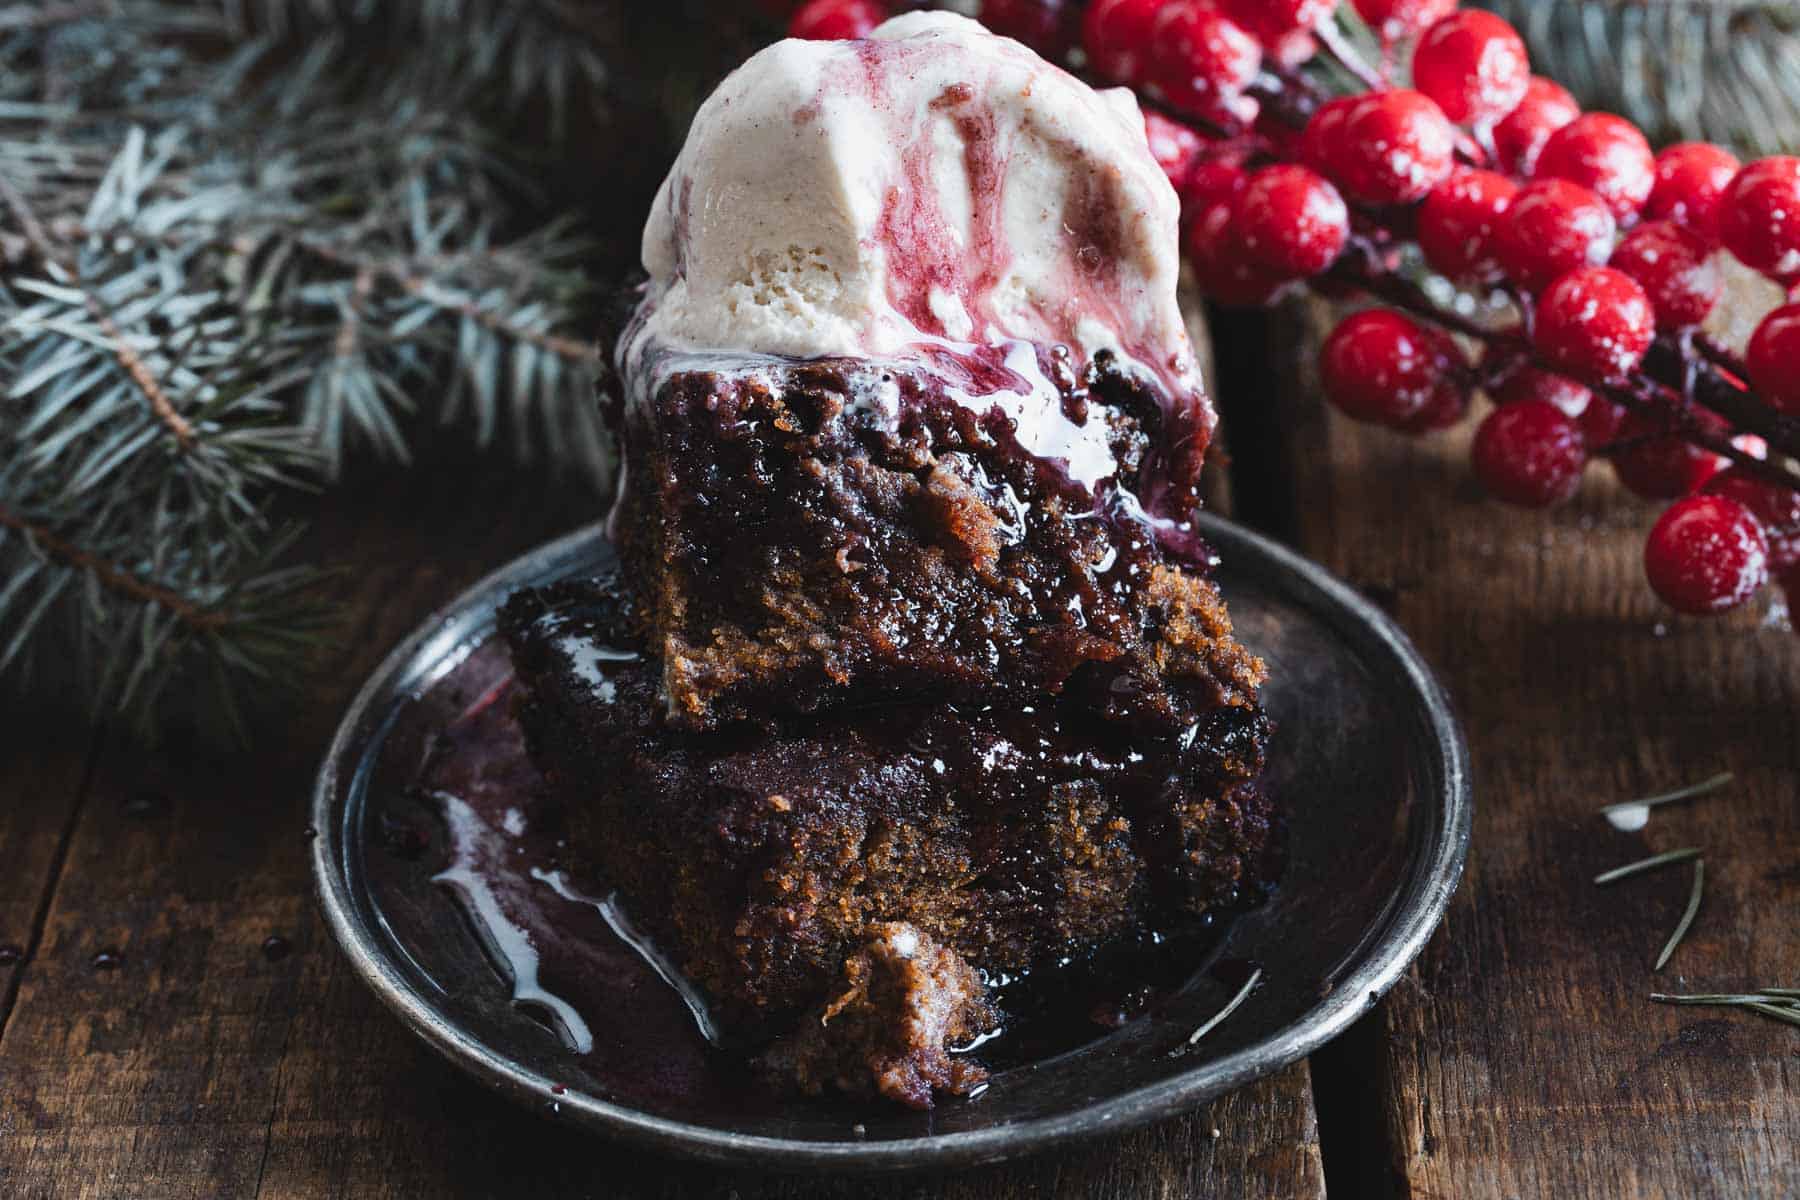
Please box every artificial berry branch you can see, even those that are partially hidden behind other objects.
[782,0,1800,622]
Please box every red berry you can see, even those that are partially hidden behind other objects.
[1493,179,1617,292]
[1719,157,1800,283]
[1417,169,1518,281]
[1268,27,1319,69]
[1181,159,1250,223]
[1644,494,1770,615]
[1534,113,1655,218]
[1645,142,1741,240]
[1081,0,1162,82]
[1704,468,1800,573]
[1351,0,1455,41]
[1492,76,1579,177]
[1491,361,1594,421]
[1745,302,1800,415]
[1611,408,1729,499]
[1533,267,1655,384]
[1608,221,1722,330]
[981,0,1080,58]
[1235,165,1349,279]
[1144,112,1205,190]
[788,0,886,39]
[1320,309,1463,427]
[1411,11,1530,127]
[1147,3,1262,121]
[1222,0,1337,41]
[1186,203,1288,307]
[1302,90,1455,207]
[1399,378,1470,433]
[1471,400,1588,507]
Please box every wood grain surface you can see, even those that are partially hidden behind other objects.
[1,292,1795,1198]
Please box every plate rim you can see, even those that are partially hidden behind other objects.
[310,513,1472,1173]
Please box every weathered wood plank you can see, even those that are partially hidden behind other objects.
[1265,295,1800,1199]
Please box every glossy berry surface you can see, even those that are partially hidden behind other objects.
[1745,303,1800,415]
[1417,169,1518,281]
[788,0,886,39]
[1645,142,1741,239]
[1719,156,1800,282]
[1491,361,1594,420]
[1302,90,1455,207]
[1471,401,1588,508]
[1143,112,1205,188]
[1494,179,1616,292]
[1704,468,1800,573]
[1609,221,1722,330]
[1644,495,1770,615]
[1320,309,1462,427]
[1236,165,1349,279]
[1223,0,1337,41]
[1534,113,1655,218]
[1185,203,1287,307]
[1147,2,1261,120]
[1351,0,1456,40]
[1181,159,1250,222]
[1492,76,1579,177]
[1533,267,1655,383]
[1081,0,1162,82]
[1611,409,1729,499]
[1411,11,1530,126]
[980,0,1080,58]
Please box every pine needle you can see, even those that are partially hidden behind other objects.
[1187,968,1262,1047]
[1594,847,1703,886]
[1599,772,1734,817]
[1650,989,1800,1031]
[1654,860,1705,972]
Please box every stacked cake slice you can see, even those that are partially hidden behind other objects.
[501,12,1276,1108]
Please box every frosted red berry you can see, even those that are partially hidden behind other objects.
[1534,113,1655,218]
[1611,409,1729,499]
[1181,159,1250,223]
[1719,156,1800,283]
[1644,495,1770,614]
[1608,221,1722,330]
[1186,203,1288,307]
[981,0,1080,58]
[1533,267,1655,383]
[1320,309,1463,427]
[1745,302,1800,415]
[1144,112,1205,189]
[1411,11,1530,127]
[1579,397,1625,444]
[1222,0,1337,41]
[1147,3,1262,121]
[1302,90,1455,207]
[1236,165,1349,279]
[1417,169,1518,281]
[1491,362,1594,421]
[789,0,886,39]
[1645,142,1741,239]
[1399,378,1470,434]
[1471,401,1588,508]
[1494,179,1616,292]
[1492,76,1580,177]
[1704,468,1800,573]
[1081,0,1163,82]
[1351,0,1456,41]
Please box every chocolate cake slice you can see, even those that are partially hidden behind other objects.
[608,347,1264,734]
[499,572,1275,1105]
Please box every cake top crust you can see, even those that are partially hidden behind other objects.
[626,12,1211,452]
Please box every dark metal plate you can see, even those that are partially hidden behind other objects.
[310,514,1471,1171]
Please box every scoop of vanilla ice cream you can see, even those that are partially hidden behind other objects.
[630,12,1201,397]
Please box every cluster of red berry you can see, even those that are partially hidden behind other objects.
[777,0,1800,623]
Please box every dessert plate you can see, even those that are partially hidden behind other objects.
[311,515,1471,1172]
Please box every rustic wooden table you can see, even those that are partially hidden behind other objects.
[1,301,1795,1198]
